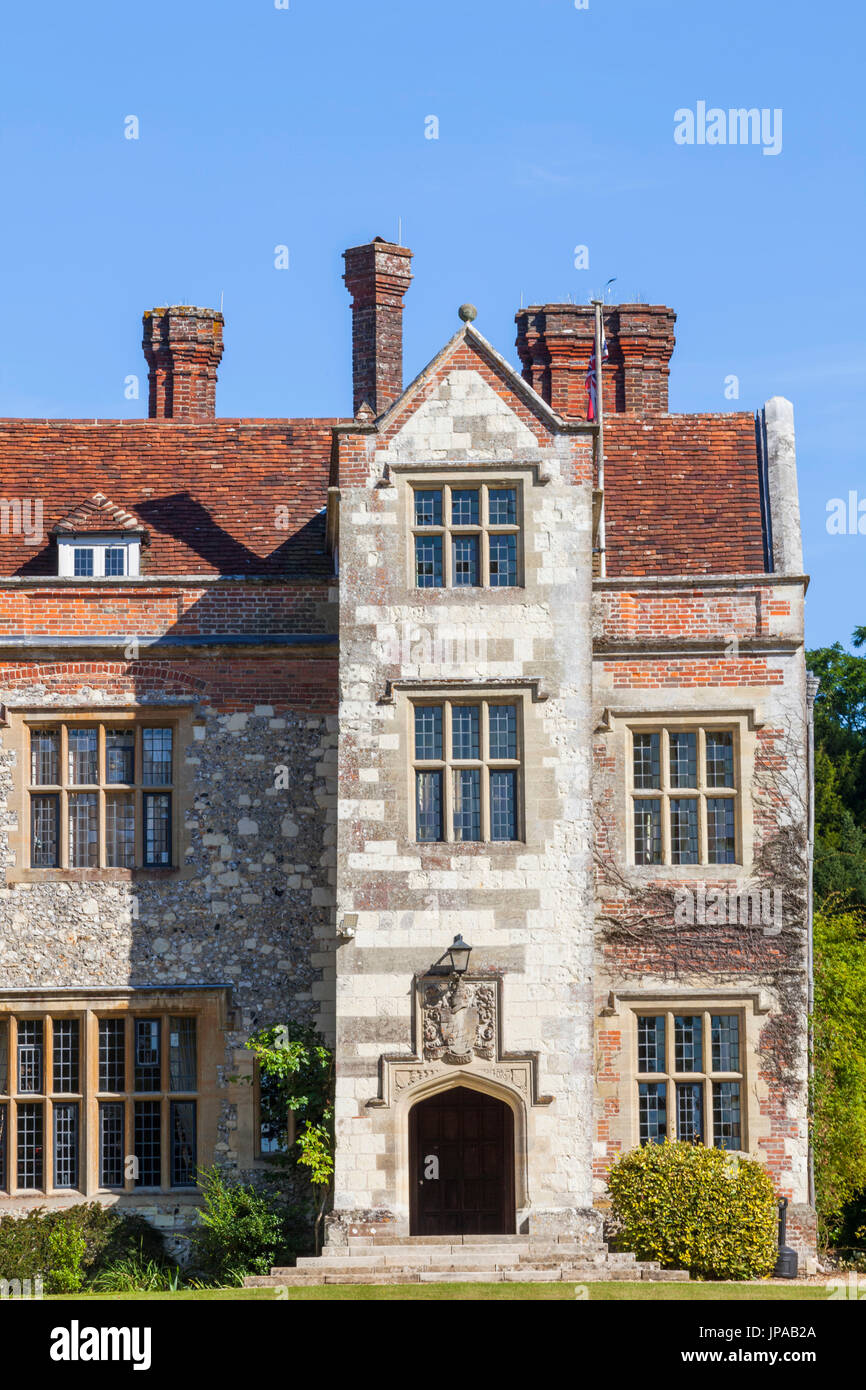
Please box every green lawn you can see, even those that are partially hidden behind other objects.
[49,1281,832,1302]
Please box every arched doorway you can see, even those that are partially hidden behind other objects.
[409,1085,515,1236]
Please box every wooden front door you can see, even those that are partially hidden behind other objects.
[409,1087,515,1236]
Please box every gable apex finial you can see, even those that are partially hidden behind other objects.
[458,303,477,323]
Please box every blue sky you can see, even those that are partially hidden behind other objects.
[0,0,863,648]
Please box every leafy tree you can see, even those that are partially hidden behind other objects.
[246,1022,334,1252]
[812,906,866,1246]
[806,637,866,907]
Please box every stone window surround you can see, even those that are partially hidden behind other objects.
[393,683,549,852]
[600,991,771,1158]
[410,694,522,844]
[633,1006,746,1148]
[3,707,197,884]
[396,466,543,596]
[0,988,229,1200]
[599,709,758,877]
[408,475,524,589]
[630,723,740,867]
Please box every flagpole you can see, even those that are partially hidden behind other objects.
[592,297,606,578]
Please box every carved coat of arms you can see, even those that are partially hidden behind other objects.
[422,978,495,1065]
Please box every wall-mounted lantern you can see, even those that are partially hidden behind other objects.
[429,934,473,978]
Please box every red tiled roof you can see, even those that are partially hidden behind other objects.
[52,492,149,536]
[0,409,768,581]
[0,420,344,578]
[603,414,767,576]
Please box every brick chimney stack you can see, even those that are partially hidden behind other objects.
[343,238,413,417]
[142,306,225,420]
[515,304,676,418]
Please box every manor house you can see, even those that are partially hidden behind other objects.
[0,238,815,1265]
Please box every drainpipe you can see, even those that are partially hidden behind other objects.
[592,298,606,578]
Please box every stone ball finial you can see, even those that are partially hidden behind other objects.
[458,303,478,322]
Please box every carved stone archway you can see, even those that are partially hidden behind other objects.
[366,974,553,1228]
[394,1067,529,1224]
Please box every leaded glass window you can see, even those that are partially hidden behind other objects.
[106,729,135,784]
[411,481,521,588]
[99,1018,125,1092]
[31,794,59,867]
[670,798,699,865]
[637,1015,665,1073]
[170,1102,197,1187]
[635,1009,746,1150]
[142,728,172,785]
[68,729,98,784]
[711,1014,740,1072]
[17,1103,43,1189]
[630,727,739,865]
[1,1008,204,1194]
[713,1082,742,1150]
[53,1019,80,1093]
[31,729,59,785]
[99,1102,125,1188]
[143,793,171,867]
[17,1020,43,1094]
[634,798,662,865]
[638,1083,667,1145]
[633,733,660,790]
[134,1019,161,1092]
[134,1101,161,1187]
[453,768,481,842]
[676,1083,703,1144]
[28,721,176,870]
[411,699,521,843]
[169,1018,197,1092]
[53,1103,79,1189]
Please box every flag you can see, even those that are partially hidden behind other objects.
[585,334,609,422]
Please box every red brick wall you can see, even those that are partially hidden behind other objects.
[599,587,791,640]
[0,583,334,637]
[0,659,338,713]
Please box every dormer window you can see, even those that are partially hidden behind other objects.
[51,493,147,578]
[59,537,141,578]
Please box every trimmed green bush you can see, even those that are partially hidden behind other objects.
[607,1141,778,1280]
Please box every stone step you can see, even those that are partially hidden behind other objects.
[245,1272,425,1286]
[296,1253,564,1272]
[344,1233,530,1246]
[342,1242,530,1258]
[291,1249,633,1274]
[245,1263,688,1288]
[340,1241,605,1260]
